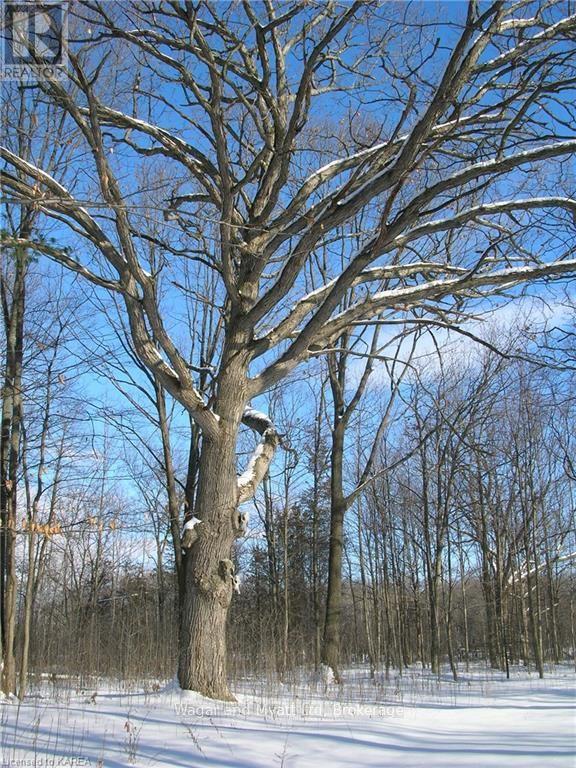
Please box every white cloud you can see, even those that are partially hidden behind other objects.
[347,292,573,392]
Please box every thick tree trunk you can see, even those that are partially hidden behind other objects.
[178,431,239,700]
[177,338,256,700]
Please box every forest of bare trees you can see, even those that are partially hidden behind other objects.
[1,1,575,702]
[2,276,574,696]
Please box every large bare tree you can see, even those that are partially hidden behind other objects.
[1,1,575,699]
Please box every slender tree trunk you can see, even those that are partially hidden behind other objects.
[310,399,324,671]
[542,515,560,664]
[0,384,12,686]
[282,498,290,677]
[322,507,346,675]
[344,547,360,660]
[18,528,35,698]
[526,552,545,678]
[445,544,458,681]
[357,506,377,676]
[1,247,26,695]
[456,523,470,671]
[570,593,576,673]
[429,561,441,675]
[519,586,531,667]
[155,383,183,589]
[262,477,281,671]
[321,390,347,681]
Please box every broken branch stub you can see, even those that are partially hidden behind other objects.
[237,408,281,505]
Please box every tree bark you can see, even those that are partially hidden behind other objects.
[321,412,346,680]
[178,426,241,699]
[1,245,26,695]
[177,337,261,699]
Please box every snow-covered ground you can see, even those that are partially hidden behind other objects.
[1,664,574,767]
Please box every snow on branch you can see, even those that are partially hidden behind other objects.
[253,261,467,354]
[237,408,280,505]
[479,13,576,73]
[252,257,576,394]
[241,407,275,433]
[318,258,576,344]
[508,551,576,587]
[392,197,576,248]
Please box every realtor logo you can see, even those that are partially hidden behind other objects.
[1,2,68,80]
